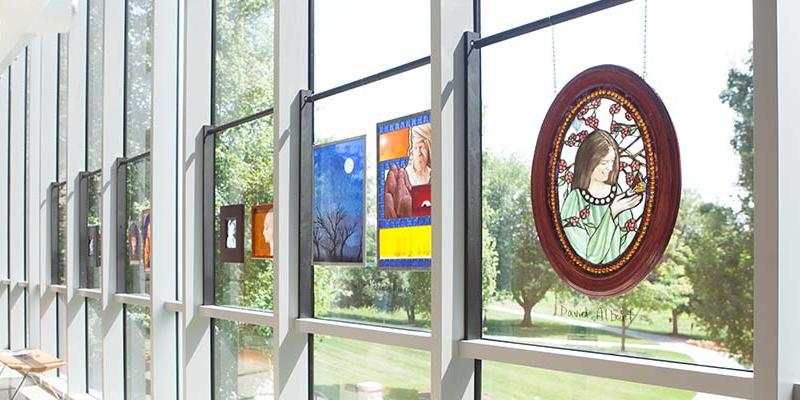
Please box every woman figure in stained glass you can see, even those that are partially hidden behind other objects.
[561,130,642,264]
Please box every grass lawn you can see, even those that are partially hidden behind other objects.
[313,335,695,400]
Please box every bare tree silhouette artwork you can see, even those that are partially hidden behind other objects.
[313,205,362,263]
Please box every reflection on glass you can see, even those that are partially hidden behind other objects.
[87,298,103,396]
[314,335,430,399]
[56,184,67,285]
[214,118,273,310]
[57,294,67,379]
[213,320,273,400]
[479,0,753,370]
[87,0,105,171]
[87,173,103,288]
[480,360,737,400]
[57,33,68,182]
[125,305,151,400]
[125,0,153,156]
[126,157,151,294]
[214,0,273,124]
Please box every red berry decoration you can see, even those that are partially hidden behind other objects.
[631,160,641,171]
[625,111,633,121]
[625,218,637,232]
[591,98,602,108]
[558,159,568,173]
[579,106,590,116]
[578,130,588,141]
[580,208,590,219]
[625,173,634,186]
[609,103,621,115]
[619,161,628,169]
[586,116,599,129]
[568,216,579,226]
[565,171,574,184]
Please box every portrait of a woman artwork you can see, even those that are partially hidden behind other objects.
[531,65,681,297]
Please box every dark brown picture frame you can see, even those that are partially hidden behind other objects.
[531,65,681,297]
[220,204,245,263]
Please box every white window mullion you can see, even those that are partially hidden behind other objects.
[149,1,180,397]
[101,0,126,395]
[66,0,89,391]
[27,37,43,351]
[181,1,212,399]
[273,0,310,398]
[0,64,9,351]
[9,52,27,350]
[430,0,474,398]
[38,33,59,373]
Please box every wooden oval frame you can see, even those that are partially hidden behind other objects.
[531,65,681,297]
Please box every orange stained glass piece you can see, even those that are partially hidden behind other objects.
[379,128,409,162]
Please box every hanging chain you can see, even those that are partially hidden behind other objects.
[550,20,557,94]
[642,0,649,79]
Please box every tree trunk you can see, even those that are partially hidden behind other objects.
[406,306,416,325]
[553,293,558,316]
[620,306,627,353]
[672,309,679,336]
[520,304,533,327]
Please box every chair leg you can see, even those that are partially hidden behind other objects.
[10,372,28,400]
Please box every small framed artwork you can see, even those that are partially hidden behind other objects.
[220,204,245,263]
[252,204,274,259]
[313,136,366,266]
[141,209,152,272]
[128,220,141,262]
[87,225,101,269]
[531,65,681,297]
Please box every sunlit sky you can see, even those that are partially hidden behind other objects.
[313,0,753,208]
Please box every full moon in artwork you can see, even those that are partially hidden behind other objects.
[344,157,355,174]
[531,65,681,297]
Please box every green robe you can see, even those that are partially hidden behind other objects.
[561,188,635,264]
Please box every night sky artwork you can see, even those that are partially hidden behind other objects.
[313,135,366,265]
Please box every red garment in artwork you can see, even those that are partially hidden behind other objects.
[411,184,431,217]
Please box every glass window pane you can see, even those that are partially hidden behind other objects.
[125,305,151,400]
[57,33,68,182]
[87,173,103,288]
[56,184,67,285]
[481,1,753,370]
[57,294,67,379]
[87,0,105,171]
[87,298,103,396]
[481,360,742,400]
[313,0,429,91]
[125,0,153,157]
[480,0,594,37]
[126,157,151,294]
[314,335,430,399]
[213,320,273,399]
[312,69,431,331]
[214,117,273,310]
[213,0,273,124]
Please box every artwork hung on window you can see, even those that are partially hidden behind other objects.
[313,136,366,265]
[141,209,152,273]
[220,204,245,263]
[377,111,432,269]
[128,219,141,262]
[251,204,274,259]
[531,65,681,297]
[87,225,101,270]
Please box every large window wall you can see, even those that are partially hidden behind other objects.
[0,1,797,400]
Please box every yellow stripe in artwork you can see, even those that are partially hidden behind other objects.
[379,226,432,259]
